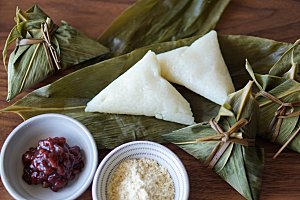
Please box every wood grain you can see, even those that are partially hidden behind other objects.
[1,0,300,199]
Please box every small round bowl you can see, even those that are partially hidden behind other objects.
[92,141,189,200]
[0,114,98,200]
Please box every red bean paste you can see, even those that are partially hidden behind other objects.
[22,137,84,192]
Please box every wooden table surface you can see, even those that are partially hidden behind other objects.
[1,0,300,199]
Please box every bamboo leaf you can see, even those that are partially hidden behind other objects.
[3,5,109,101]
[219,35,293,89]
[98,0,231,56]
[269,39,300,77]
[245,60,288,92]
[2,25,23,70]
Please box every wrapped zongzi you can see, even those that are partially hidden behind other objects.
[3,5,109,101]
[246,42,300,158]
[164,81,264,200]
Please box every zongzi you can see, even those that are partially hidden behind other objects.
[246,49,300,159]
[3,5,109,101]
[157,30,235,105]
[163,81,264,200]
[85,51,195,125]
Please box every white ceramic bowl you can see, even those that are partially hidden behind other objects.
[92,141,189,200]
[0,114,98,200]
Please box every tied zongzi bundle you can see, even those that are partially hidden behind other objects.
[157,30,235,105]
[3,5,109,101]
[164,81,264,200]
[246,41,300,159]
[85,50,195,125]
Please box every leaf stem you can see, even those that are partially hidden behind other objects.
[2,105,86,112]
[259,88,300,107]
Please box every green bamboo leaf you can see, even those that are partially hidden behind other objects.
[164,82,263,200]
[3,5,109,101]
[269,39,300,77]
[219,35,293,88]
[2,34,295,150]
[2,24,24,70]
[245,60,287,91]
[12,32,33,64]
[99,0,231,56]
[26,4,48,19]
[56,21,109,66]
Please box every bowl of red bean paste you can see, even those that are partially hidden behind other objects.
[0,114,98,200]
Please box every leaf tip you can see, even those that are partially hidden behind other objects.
[246,80,254,88]
[0,106,9,113]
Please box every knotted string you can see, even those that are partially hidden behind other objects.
[205,119,255,168]
[258,90,300,159]
[16,22,61,70]
[176,118,255,169]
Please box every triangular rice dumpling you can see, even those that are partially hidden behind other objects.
[85,51,194,125]
[164,81,263,200]
[246,54,300,158]
[3,5,109,101]
[157,30,235,105]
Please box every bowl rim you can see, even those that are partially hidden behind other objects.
[0,113,98,200]
[92,140,189,200]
